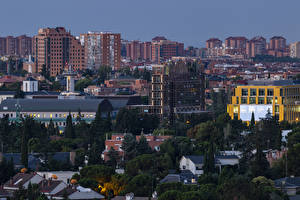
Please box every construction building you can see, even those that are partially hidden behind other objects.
[227,80,300,123]
[150,62,205,123]
[33,27,85,76]
[80,32,121,70]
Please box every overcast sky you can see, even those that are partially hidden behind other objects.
[1,0,299,47]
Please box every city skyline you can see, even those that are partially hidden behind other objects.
[0,0,300,46]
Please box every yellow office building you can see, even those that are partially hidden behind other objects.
[227,80,300,123]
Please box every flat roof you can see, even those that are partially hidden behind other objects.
[247,80,300,86]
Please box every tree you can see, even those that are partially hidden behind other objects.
[250,122,270,177]
[121,133,137,161]
[75,78,92,91]
[203,140,215,174]
[107,147,121,168]
[64,112,75,138]
[47,119,57,136]
[125,174,153,197]
[79,165,115,186]
[90,103,104,141]
[14,83,25,98]
[0,158,15,184]
[41,64,50,80]
[136,135,152,155]
[98,65,111,84]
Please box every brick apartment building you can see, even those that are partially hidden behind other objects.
[33,27,85,76]
[125,41,152,61]
[225,36,248,57]
[80,32,121,70]
[102,134,171,161]
[151,37,184,64]
[246,36,266,58]
[206,38,224,58]
[267,36,289,57]
[0,35,32,57]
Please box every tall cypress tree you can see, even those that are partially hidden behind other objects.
[21,118,31,168]
[64,112,75,138]
[90,103,104,141]
[203,140,215,174]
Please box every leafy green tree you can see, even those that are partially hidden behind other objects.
[158,190,182,200]
[14,83,25,98]
[75,78,92,91]
[136,135,152,155]
[122,133,137,161]
[124,174,153,197]
[0,158,15,184]
[64,112,75,138]
[79,165,115,186]
[97,65,111,84]
[107,147,121,168]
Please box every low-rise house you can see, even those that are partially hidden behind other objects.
[39,179,67,199]
[0,152,76,170]
[37,171,78,184]
[3,173,43,191]
[52,186,105,199]
[102,134,171,161]
[274,177,300,196]
[179,156,204,175]
[179,155,239,175]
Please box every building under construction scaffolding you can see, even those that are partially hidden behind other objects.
[150,61,206,123]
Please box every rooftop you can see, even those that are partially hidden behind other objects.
[247,80,300,86]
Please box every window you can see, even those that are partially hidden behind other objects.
[236,97,239,104]
[249,97,256,104]
[241,97,247,104]
[275,97,278,104]
[50,114,53,118]
[258,97,264,104]
[267,97,273,104]
[242,88,248,96]
[275,105,279,113]
[280,88,283,96]
[267,89,274,96]
[250,88,257,96]
[259,89,265,96]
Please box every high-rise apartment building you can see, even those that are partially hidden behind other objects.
[246,36,266,58]
[0,37,6,56]
[150,62,205,122]
[290,42,300,58]
[225,36,248,57]
[206,38,222,49]
[206,38,224,58]
[269,36,286,51]
[80,32,121,70]
[17,35,32,57]
[267,36,289,57]
[33,27,85,76]
[151,37,184,64]
[142,42,152,61]
[125,41,152,61]
[0,35,32,57]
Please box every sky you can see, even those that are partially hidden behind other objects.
[0,0,300,47]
